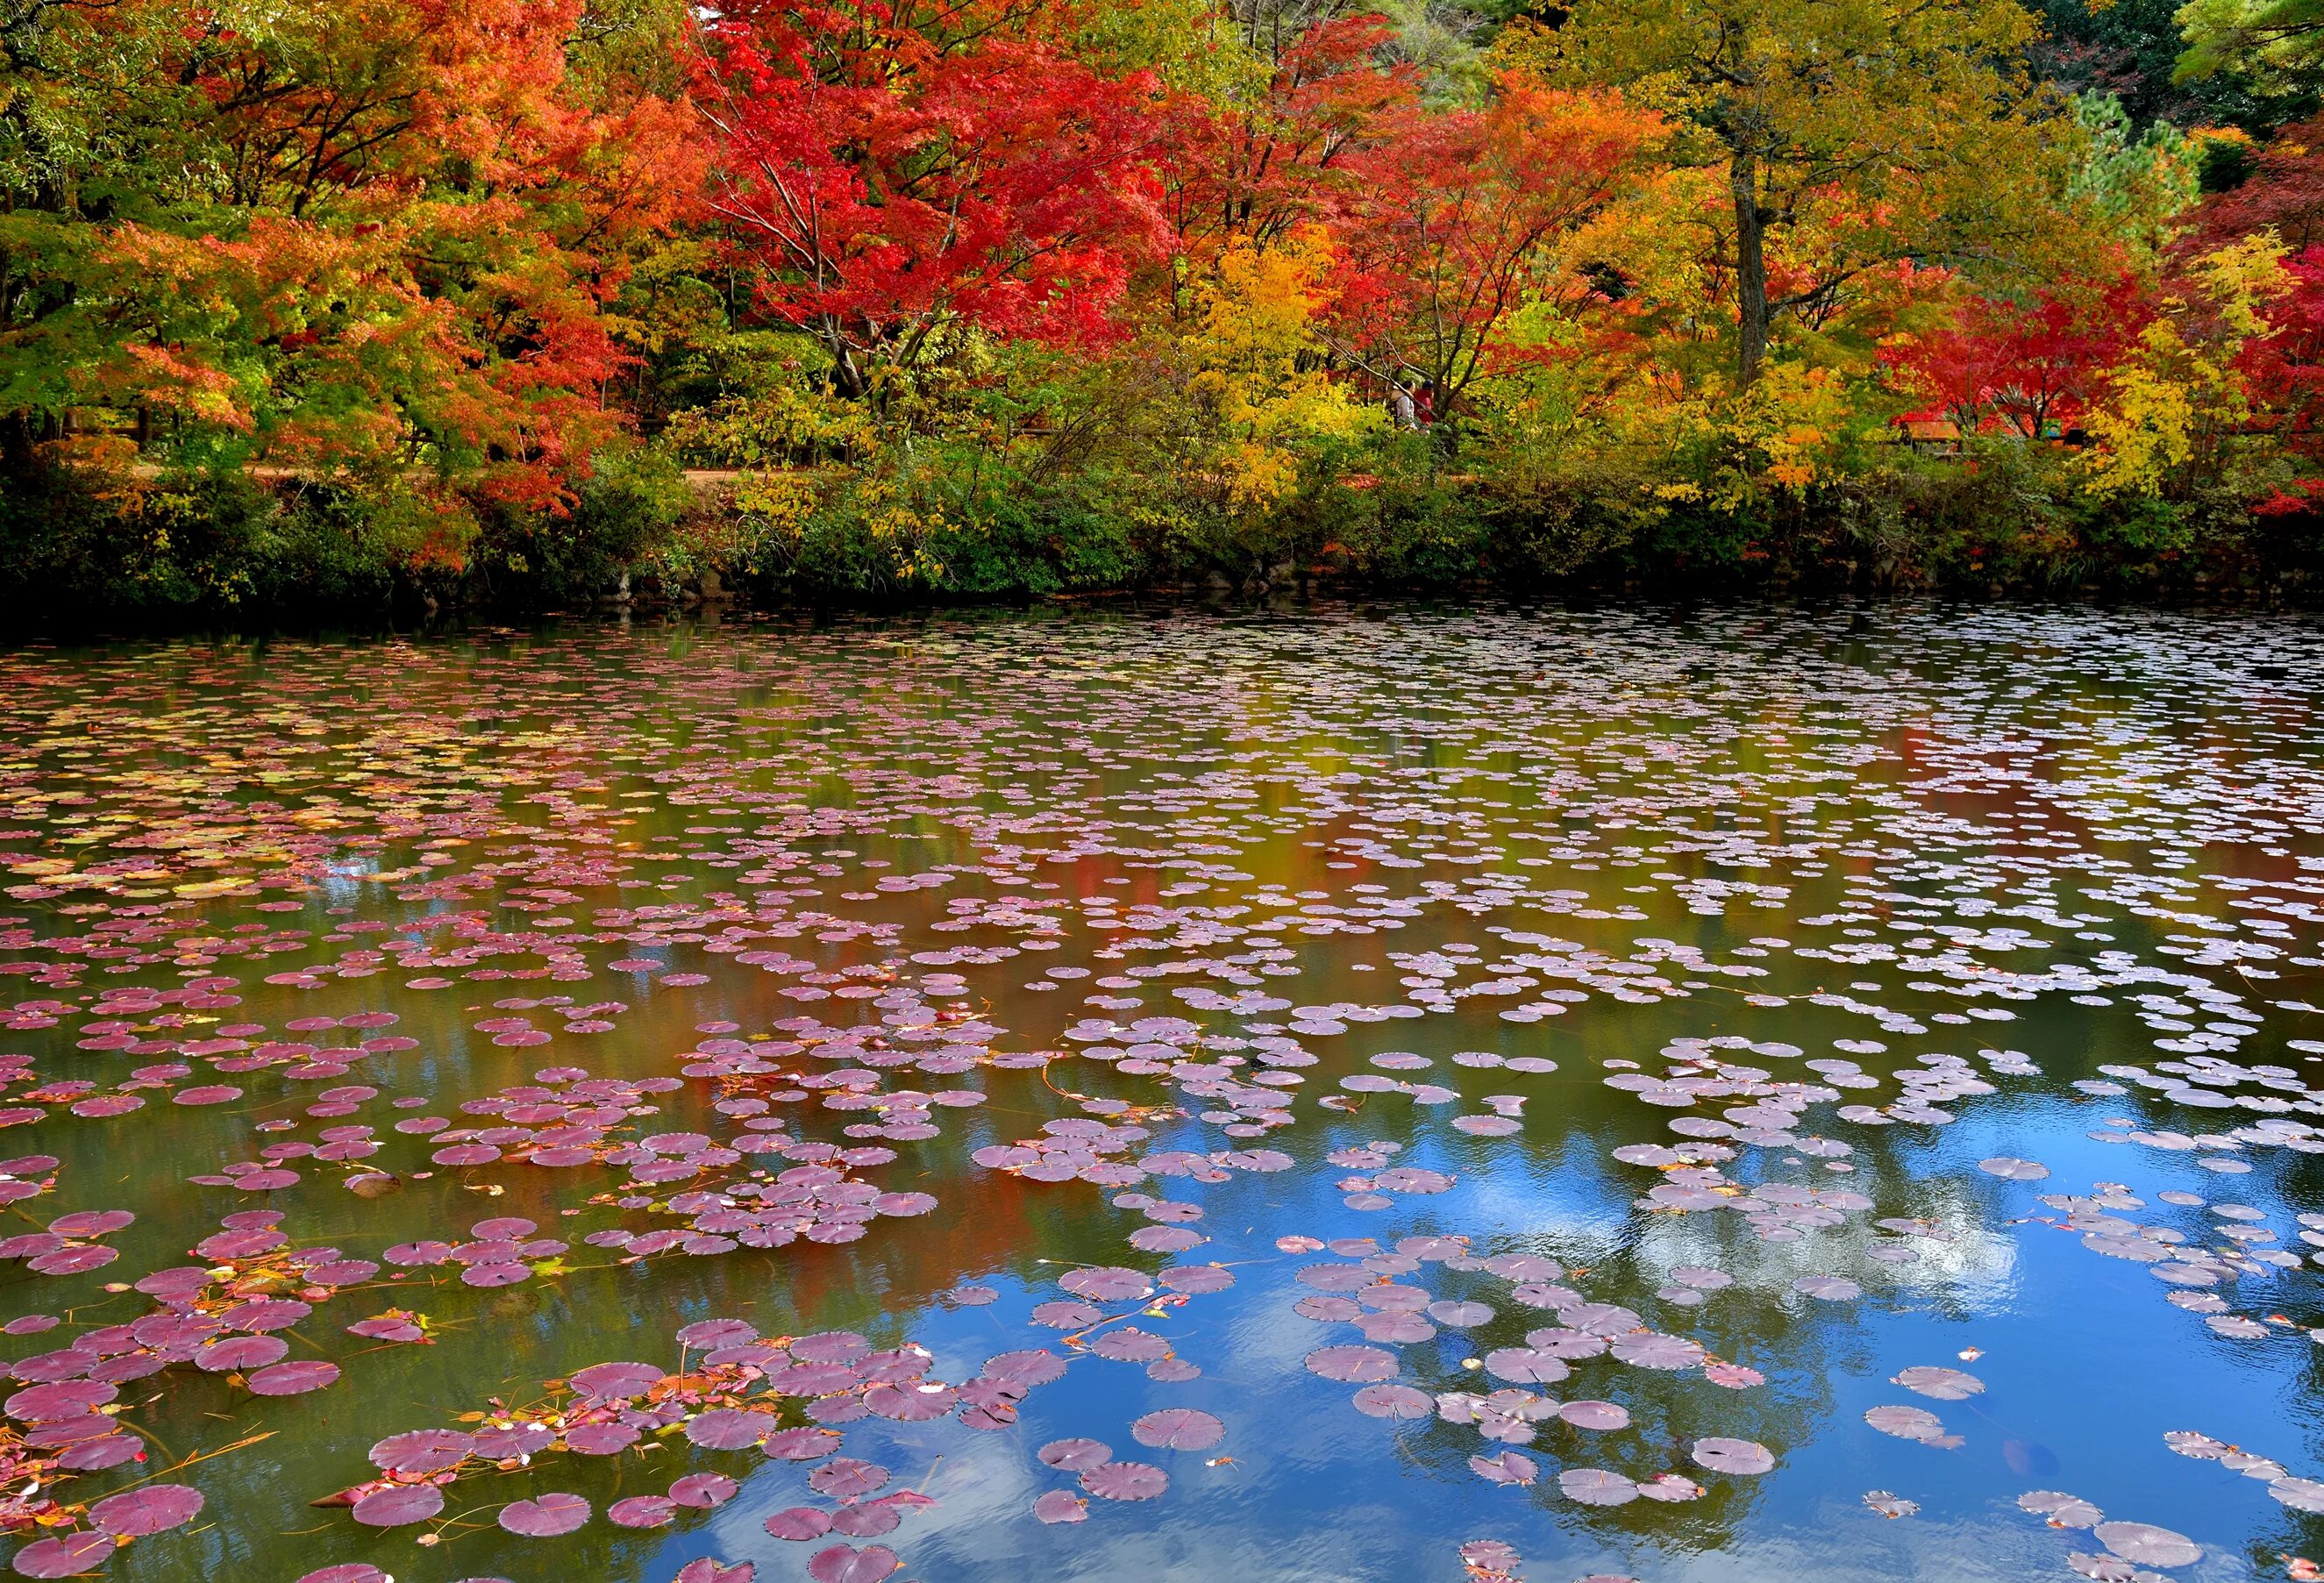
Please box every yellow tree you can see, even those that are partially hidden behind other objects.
[2080,235,2288,498]
[1520,0,2077,387]
[1183,229,1378,507]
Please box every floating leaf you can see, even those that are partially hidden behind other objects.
[809,1459,889,1501]
[1037,1439,1112,1472]
[1352,1383,1434,1419]
[764,1508,832,1541]
[1559,1400,1629,1430]
[11,1534,115,1579]
[498,1493,589,1537]
[806,1544,901,1583]
[1033,1491,1087,1524]
[1470,1451,1537,1486]
[1130,1408,1223,1451]
[89,1484,203,1537]
[2092,1522,2199,1567]
[1307,1345,1397,1383]
[2021,1490,2103,1528]
[352,1484,446,1527]
[1081,1461,1167,1501]
[674,1563,753,1583]
[1692,1437,1775,1475]
[609,1495,675,1529]
[1978,1158,2050,1181]
[1558,1468,1636,1506]
[1893,1366,1984,1401]
[246,1360,339,1396]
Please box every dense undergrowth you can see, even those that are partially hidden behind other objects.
[7,436,2321,631]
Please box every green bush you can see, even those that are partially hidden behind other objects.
[721,449,1151,603]
[477,445,695,609]
[0,463,420,624]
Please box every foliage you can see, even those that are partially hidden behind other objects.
[1187,231,1379,507]
[2068,93,2214,254]
[2033,0,2299,132]
[695,0,1167,398]
[2194,113,2324,246]
[1326,76,1656,400]
[2179,0,2324,92]
[0,0,703,509]
[2079,234,2286,496]
[22,0,2324,623]
[1886,279,2147,436]
[1526,0,2076,387]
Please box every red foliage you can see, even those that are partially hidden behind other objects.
[1164,18,1417,257]
[1325,76,1654,402]
[2193,118,2324,253]
[54,0,707,510]
[2240,246,2324,474]
[697,0,1168,387]
[1886,281,2146,436]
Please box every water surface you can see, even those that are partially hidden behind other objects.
[0,603,2320,1583]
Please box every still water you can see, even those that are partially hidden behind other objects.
[0,603,2321,1583]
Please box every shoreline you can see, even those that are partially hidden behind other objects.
[11,580,2324,648]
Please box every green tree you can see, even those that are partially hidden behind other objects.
[2178,0,2324,94]
[2068,91,2209,253]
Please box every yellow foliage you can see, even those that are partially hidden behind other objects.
[1720,362,1855,498]
[2080,234,2287,498]
[2078,322,2200,496]
[1459,168,1718,466]
[671,384,876,468]
[1185,231,1379,507]
[730,467,820,534]
[2192,231,2291,340]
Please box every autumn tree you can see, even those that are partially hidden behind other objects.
[694,0,1169,399]
[2078,234,2288,496]
[1180,227,1378,507]
[2237,246,2324,467]
[1885,281,2145,435]
[1325,75,1656,409]
[1523,0,2076,387]
[2195,114,2324,249]
[1162,14,1417,264]
[0,0,703,505]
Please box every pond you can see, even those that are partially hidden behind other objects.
[0,602,2321,1583]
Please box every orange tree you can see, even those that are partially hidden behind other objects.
[0,0,703,508]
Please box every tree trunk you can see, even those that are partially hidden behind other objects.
[832,347,866,402]
[1730,148,1768,389]
[823,321,866,401]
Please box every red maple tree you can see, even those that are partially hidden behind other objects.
[1323,75,1656,407]
[696,0,1169,395]
[1886,281,2146,438]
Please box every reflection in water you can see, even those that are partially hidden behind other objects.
[0,604,2318,1581]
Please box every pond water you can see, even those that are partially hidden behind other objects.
[1,603,2322,1583]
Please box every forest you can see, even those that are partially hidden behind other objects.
[8,0,2324,617]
